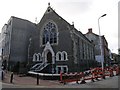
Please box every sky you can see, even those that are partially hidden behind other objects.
[0,0,119,54]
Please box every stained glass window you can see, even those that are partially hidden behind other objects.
[42,22,57,45]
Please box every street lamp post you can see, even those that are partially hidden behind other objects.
[98,14,107,70]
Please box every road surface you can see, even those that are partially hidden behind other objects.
[1,76,119,88]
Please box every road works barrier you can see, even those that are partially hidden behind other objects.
[114,66,120,75]
[60,72,82,84]
[60,66,120,85]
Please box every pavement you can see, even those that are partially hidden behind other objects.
[1,71,119,88]
[1,71,62,88]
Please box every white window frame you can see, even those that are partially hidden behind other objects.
[56,51,68,61]
[62,51,68,61]
[33,53,42,62]
[33,53,37,62]
[37,53,41,61]
[56,65,68,74]
[41,20,59,46]
[56,51,62,61]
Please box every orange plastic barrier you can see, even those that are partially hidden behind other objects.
[60,72,83,84]
[115,66,120,75]
[60,66,115,85]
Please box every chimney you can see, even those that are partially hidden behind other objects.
[88,28,92,33]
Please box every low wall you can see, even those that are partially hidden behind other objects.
[28,71,60,80]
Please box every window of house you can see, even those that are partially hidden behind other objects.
[56,52,62,61]
[50,32,53,44]
[91,48,94,60]
[84,43,86,59]
[63,53,66,60]
[33,53,37,62]
[82,43,85,59]
[63,67,67,73]
[33,53,41,62]
[56,65,68,74]
[62,51,68,61]
[57,67,61,74]
[56,51,68,61]
[37,53,41,61]
[54,32,57,43]
[42,22,57,45]
[59,54,61,60]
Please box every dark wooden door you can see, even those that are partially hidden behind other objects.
[47,52,52,63]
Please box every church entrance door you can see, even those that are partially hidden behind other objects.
[47,51,52,63]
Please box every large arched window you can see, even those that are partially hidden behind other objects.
[42,21,57,45]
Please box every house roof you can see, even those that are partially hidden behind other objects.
[85,28,108,45]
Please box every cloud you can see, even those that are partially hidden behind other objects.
[54,0,93,14]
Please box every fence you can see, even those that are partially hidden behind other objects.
[60,66,120,84]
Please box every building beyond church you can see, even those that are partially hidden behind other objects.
[85,28,110,66]
[1,5,98,74]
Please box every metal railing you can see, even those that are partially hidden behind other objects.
[30,62,50,72]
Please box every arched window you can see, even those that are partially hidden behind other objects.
[56,51,68,61]
[42,21,57,45]
[59,54,61,60]
[43,30,49,44]
[56,52,62,61]
[62,51,68,61]
[37,53,41,61]
[63,53,66,60]
[33,53,37,62]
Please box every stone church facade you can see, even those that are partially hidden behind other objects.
[1,5,97,74]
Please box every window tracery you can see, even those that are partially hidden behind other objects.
[42,22,57,45]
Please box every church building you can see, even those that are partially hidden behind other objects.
[1,4,97,74]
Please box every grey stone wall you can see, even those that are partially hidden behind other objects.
[36,7,96,72]
[4,17,37,71]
